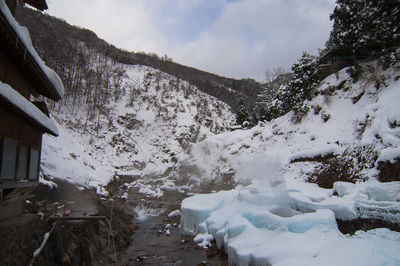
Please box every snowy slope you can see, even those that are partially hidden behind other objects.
[179,62,400,265]
[40,63,235,194]
[176,62,400,185]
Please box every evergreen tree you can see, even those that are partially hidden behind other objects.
[256,105,268,123]
[328,0,400,54]
[267,52,320,119]
[235,97,250,127]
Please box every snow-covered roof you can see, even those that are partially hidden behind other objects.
[0,81,59,136]
[0,0,64,100]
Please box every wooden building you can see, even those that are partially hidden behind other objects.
[318,46,375,79]
[0,0,63,213]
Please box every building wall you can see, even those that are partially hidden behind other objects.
[0,103,43,150]
[0,50,31,99]
[5,0,17,16]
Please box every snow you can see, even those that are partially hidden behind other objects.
[0,81,58,135]
[26,21,400,264]
[120,192,128,200]
[41,120,112,187]
[167,209,181,218]
[39,172,57,189]
[194,233,214,249]
[181,179,400,265]
[96,186,109,197]
[179,62,400,265]
[136,109,155,122]
[288,145,339,162]
[287,179,400,222]
[176,63,400,186]
[41,63,234,195]
[32,232,50,258]
[0,0,64,98]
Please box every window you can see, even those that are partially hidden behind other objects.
[28,148,39,180]
[17,145,28,180]
[0,137,41,182]
[1,139,17,180]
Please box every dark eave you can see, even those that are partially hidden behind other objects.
[24,0,48,11]
[0,6,61,101]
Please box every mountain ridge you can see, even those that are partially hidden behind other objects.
[15,5,264,108]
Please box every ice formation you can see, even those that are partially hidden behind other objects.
[181,175,400,265]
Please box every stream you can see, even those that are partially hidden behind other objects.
[119,189,228,266]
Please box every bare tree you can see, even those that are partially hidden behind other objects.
[258,68,292,105]
[264,67,287,83]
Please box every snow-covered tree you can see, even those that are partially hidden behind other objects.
[327,0,400,56]
[267,52,319,119]
[235,97,250,127]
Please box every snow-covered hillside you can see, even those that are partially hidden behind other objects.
[40,63,234,195]
[176,63,400,186]
[179,62,400,265]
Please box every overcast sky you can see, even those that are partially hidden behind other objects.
[45,0,336,81]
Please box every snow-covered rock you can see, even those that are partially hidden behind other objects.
[168,210,181,218]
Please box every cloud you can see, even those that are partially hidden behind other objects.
[46,0,335,80]
[173,0,336,79]
[46,0,169,52]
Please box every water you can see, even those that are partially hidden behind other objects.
[119,191,227,266]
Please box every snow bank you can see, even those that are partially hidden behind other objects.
[41,120,113,187]
[181,176,400,265]
[0,81,58,135]
[0,0,64,97]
